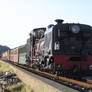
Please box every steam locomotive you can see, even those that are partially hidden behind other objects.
[2,19,92,77]
[26,19,92,76]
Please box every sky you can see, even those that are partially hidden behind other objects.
[0,0,92,48]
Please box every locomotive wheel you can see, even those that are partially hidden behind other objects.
[26,60,30,66]
[49,57,56,74]
[52,66,56,74]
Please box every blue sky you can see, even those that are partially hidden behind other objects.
[0,0,92,48]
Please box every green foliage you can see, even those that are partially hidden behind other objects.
[6,83,32,92]
[6,82,24,91]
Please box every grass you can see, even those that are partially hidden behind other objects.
[6,82,32,92]
[6,82,24,91]
[0,61,14,73]
[0,60,33,92]
[6,82,25,92]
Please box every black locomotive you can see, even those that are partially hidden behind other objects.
[26,19,92,76]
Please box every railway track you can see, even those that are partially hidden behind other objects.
[2,60,92,92]
[82,76,92,84]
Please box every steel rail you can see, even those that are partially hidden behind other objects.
[14,63,92,90]
[2,60,92,91]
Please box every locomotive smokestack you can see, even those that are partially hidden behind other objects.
[55,19,64,24]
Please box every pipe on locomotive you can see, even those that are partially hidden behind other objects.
[55,19,64,24]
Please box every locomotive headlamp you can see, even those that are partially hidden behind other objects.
[71,25,80,33]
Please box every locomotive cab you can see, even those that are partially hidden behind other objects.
[26,27,46,68]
